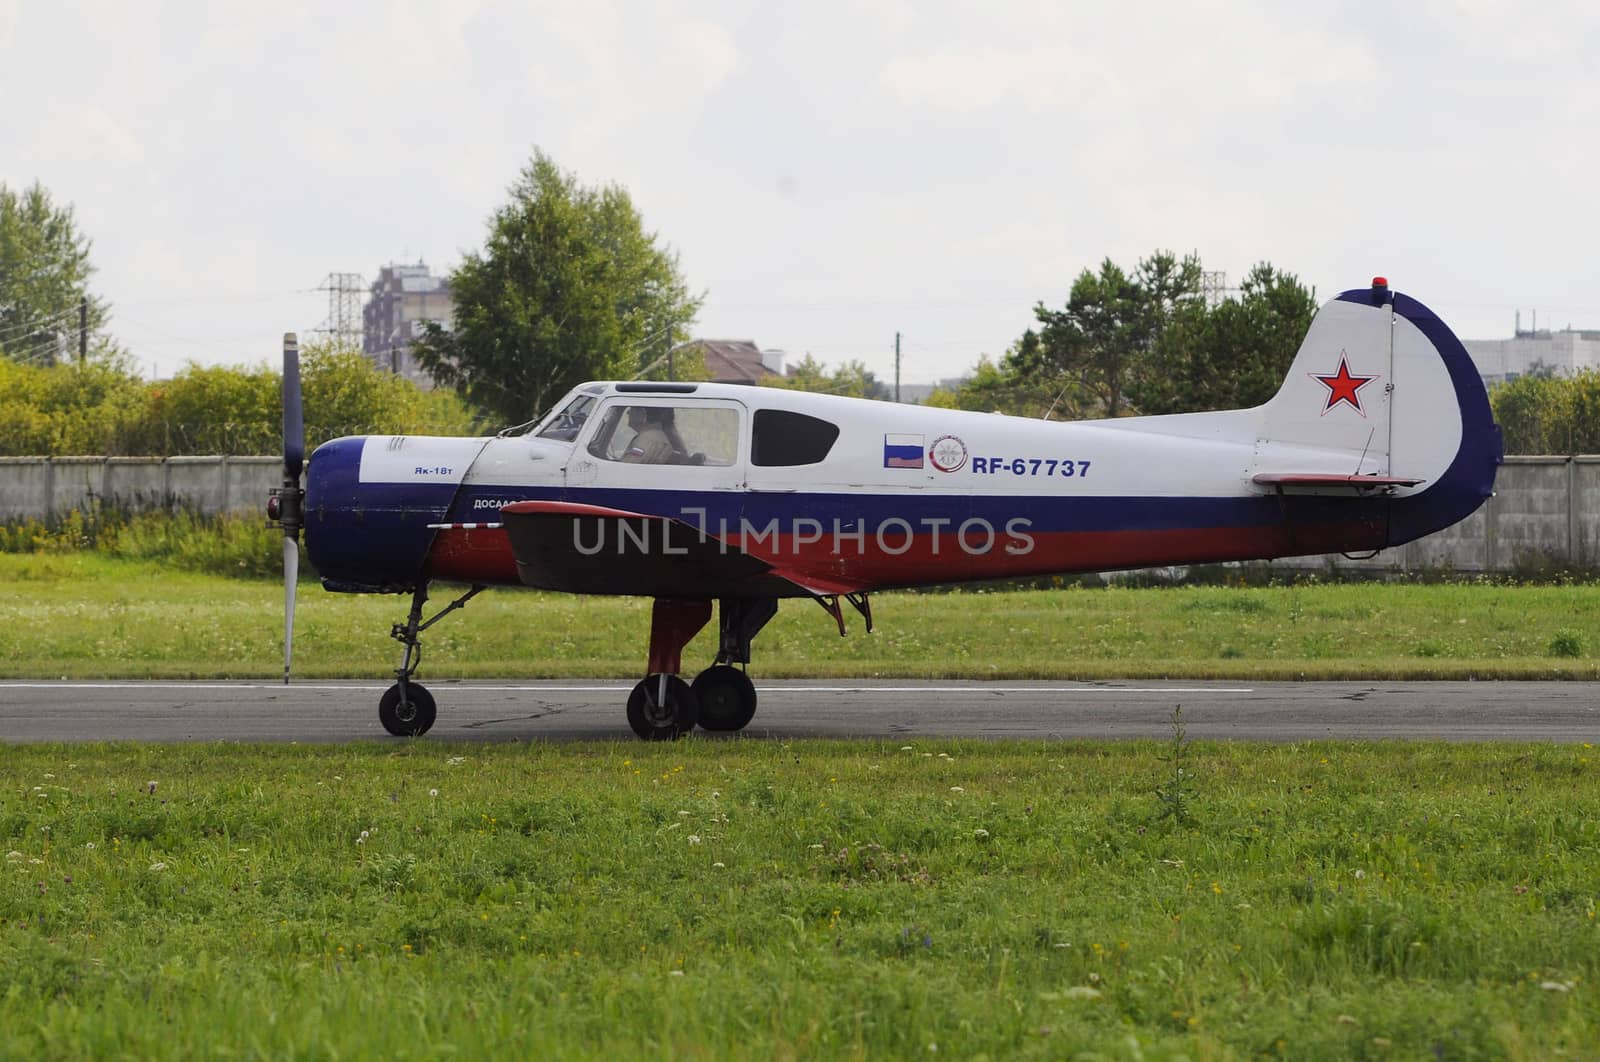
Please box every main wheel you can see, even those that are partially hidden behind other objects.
[627,674,698,741]
[691,665,757,732]
[379,682,437,737]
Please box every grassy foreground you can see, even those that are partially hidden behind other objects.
[3,739,1597,1058]
[1,554,1598,680]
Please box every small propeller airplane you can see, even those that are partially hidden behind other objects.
[267,278,1500,740]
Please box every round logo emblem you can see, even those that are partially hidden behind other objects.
[928,434,968,473]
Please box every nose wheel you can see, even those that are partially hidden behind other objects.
[380,682,437,736]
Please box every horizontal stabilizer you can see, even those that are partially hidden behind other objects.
[1252,472,1424,495]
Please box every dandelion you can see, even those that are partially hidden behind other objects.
[1354,869,1366,879]
[360,830,369,841]
[84,843,95,850]
[147,781,157,794]
[712,862,725,869]
[973,828,990,840]
[356,837,365,846]
[687,835,702,845]
[429,788,439,798]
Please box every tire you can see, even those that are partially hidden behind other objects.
[626,675,698,740]
[691,665,757,732]
[379,682,437,737]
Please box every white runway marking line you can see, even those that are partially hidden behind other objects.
[0,682,1254,694]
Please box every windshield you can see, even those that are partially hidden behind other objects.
[535,390,601,442]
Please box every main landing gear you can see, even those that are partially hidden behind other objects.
[627,597,777,741]
[369,587,827,741]
[380,581,484,736]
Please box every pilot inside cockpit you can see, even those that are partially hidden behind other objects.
[622,406,677,463]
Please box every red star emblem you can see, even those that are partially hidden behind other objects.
[1309,353,1378,416]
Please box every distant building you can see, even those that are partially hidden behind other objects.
[1465,320,1600,388]
[362,262,454,387]
[672,339,784,384]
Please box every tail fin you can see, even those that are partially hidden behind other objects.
[1253,278,1501,543]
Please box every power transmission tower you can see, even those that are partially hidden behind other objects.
[315,272,366,348]
[1200,270,1228,309]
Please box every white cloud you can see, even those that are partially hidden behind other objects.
[1,1,1597,381]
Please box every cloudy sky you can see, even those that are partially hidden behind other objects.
[3,0,1597,385]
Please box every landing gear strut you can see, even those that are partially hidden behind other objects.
[380,581,484,737]
[628,597,776,740]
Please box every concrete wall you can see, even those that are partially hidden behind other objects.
[2,454,1598,573]
[0,456,281,519]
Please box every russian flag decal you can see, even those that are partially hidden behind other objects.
[883,433,924,469]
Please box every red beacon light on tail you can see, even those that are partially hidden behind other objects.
[1370,275,1392,304]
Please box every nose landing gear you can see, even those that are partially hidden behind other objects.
[379,581,485,737]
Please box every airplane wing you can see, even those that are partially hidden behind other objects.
[499,500,865,598]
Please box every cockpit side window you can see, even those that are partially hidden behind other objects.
[751,409,840,466]
[587,403,740,465]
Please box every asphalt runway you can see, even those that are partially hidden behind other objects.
[1,679,1598,743]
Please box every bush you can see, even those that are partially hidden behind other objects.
[1491,370,1600,454]
[0,505,296,580]
[0,343,485,457]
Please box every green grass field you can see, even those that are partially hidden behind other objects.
[1,554,1597,680]
[3,739,1597,1058]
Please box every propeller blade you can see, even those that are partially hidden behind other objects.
[283,536,299,684]
[279,332,305,685]
[283,333,304,480]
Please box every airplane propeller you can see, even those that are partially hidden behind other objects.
[266,333,305,684]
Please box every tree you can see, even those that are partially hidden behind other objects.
[1491,370,1600,454]
[140,341,482,455]
[0,181,110,365]
[924,335,1087,418]
[412,150,702,426]
[1027,251,1204,418]
[762,354,891,399]
[1132,263,1317,415]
